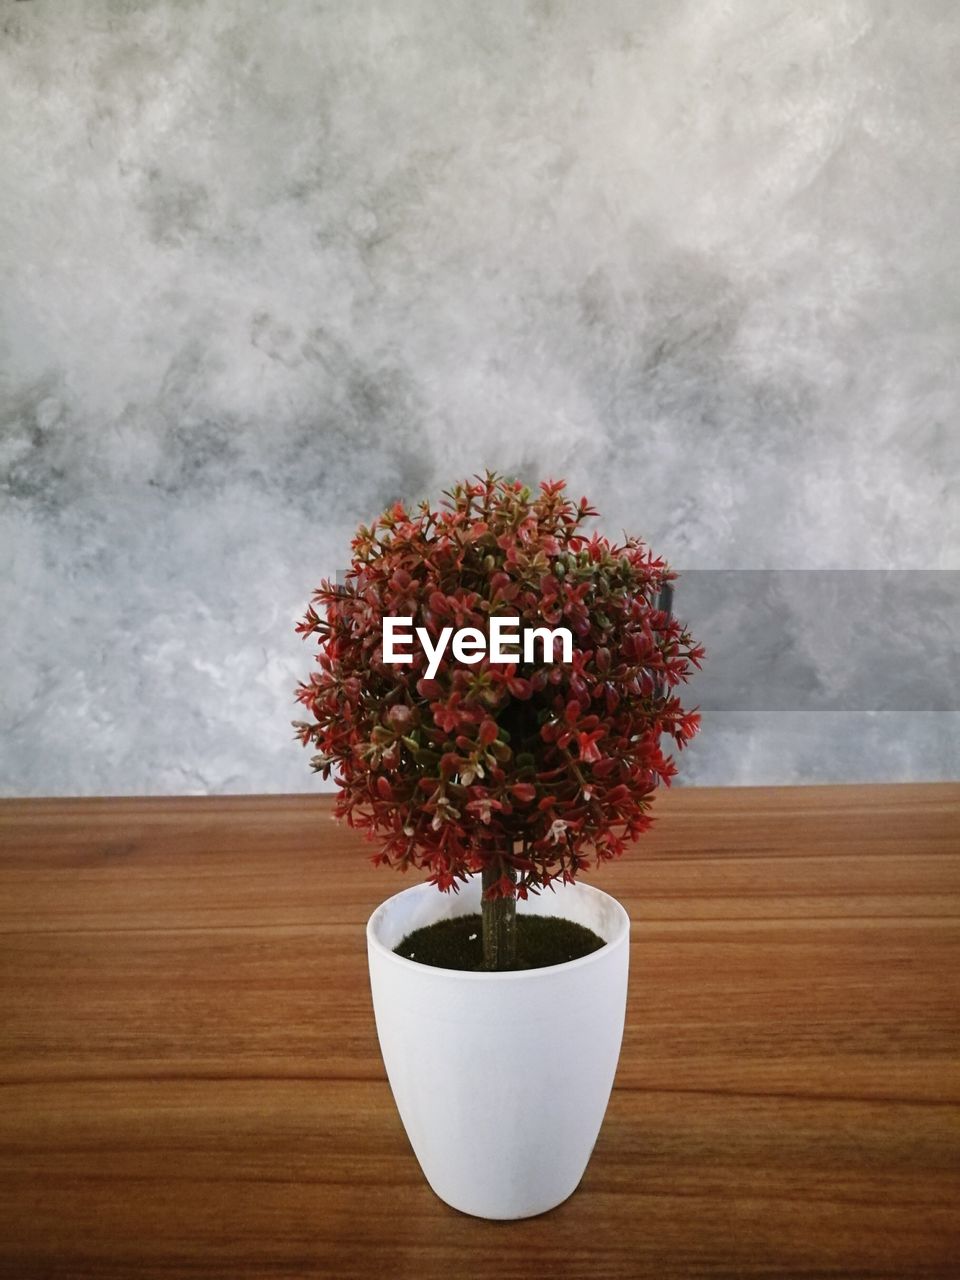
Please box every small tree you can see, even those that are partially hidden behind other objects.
[294,474,704,969]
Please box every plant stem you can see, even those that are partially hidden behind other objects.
[481,863,517,970]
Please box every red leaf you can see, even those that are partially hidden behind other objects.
[506,676,532,700]
[510,783,537,803]
[387,704,413,729]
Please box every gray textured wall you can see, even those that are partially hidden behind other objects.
[1,0,957,796]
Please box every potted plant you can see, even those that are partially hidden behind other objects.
[293,473,703,1219]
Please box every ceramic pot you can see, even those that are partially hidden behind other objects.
[366,874,630,1219]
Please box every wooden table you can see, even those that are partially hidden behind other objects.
[1,784,958,1279]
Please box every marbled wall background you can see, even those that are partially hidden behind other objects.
[1,0,957,795]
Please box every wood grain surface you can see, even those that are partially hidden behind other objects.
[0,784,958,1279]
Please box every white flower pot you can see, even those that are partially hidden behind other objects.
[366,874,630,1219]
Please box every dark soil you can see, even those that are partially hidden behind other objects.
[393,913,606,971]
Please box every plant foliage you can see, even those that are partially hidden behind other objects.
[294,474,704,899]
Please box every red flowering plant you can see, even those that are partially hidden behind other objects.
[293,474,704,969]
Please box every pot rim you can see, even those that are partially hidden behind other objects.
[366,875,630,982]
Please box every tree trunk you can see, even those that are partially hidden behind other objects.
[481,863,517,970]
